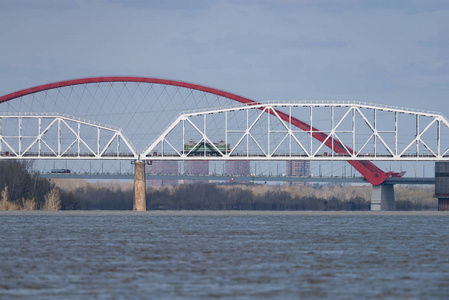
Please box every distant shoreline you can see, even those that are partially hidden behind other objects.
[1,210,446,215]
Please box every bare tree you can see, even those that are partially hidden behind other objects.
[0,186,20,210]
[43,188,61,211]
[21,198,38,210]
[0,186,9,210]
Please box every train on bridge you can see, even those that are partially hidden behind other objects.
[183,141,230,156]
[50,169,71,174]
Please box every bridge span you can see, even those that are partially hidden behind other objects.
[1,76,448,211]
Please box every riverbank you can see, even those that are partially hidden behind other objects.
[51,179,436,211]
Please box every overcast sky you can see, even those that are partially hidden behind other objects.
[1,0,448,115]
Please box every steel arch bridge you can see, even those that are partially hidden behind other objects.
[1,76,448,186]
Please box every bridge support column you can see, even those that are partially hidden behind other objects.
[435,162,449,211]
[133,161,146,211]
[371,184,395,211]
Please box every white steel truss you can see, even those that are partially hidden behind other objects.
[0,113,137,160]
[141,101,449,161]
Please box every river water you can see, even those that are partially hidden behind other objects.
[1,211,449,299]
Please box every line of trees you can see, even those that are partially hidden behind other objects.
[0,160,61,210]
[53,180,437,211]
[146,183,370,210]
[49,182,370,211]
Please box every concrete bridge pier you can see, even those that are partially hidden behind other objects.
[435,162,449,211]
[371,183,395,211]
[133,161,146,211]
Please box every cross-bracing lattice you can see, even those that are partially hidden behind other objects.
[142,101,449,161]
[0,112,137,160]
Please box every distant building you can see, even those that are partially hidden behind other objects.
[146,160,179,187]
[225,160,251,176]
[184,160,209,184]
[286,160,310,185]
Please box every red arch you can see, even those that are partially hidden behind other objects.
[0,77,257,105]
[0,76,392,185]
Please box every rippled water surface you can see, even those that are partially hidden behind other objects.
[1,211,449,299]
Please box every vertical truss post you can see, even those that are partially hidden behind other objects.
[268,106,271,156]
[182,119,185,156]
[247,108,249,157]
[416,115,419,157]
[225,111,228,155]
[289,106,292,157]
[438,120,441,156]
[352,107,355,155]
[117,135,120,157]
[331,106,334,157]
[374,109,377,157]
[57,118,61,156]
[77,123,80,157]
[203,114,206,157]
[310,106,313,156]
[19,117,22,155]
[395,111,398,156]
[38,118,42,156]
[161,135,164,156]
[97,127,100,157]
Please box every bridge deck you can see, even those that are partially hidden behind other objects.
[39,173,435,185]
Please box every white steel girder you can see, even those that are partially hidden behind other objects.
[0,112,138,160]
[140,101,449,161]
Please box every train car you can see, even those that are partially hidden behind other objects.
[51,169,71,174]
[183,141,230,156]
